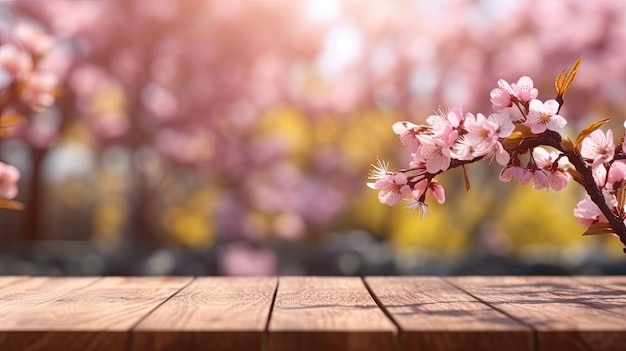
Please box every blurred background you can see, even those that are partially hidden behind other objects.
[1,0,626,276]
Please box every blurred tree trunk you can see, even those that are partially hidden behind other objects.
[22,147,46,241]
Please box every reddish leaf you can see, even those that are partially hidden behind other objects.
[560,137,575,152]
[574,117,612,150]
[462,165,470,192]
[0,199,25,210]
[581,222,614,236]
[0,113,26,138]
[555,57,582,97]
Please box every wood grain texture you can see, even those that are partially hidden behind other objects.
[0,276,29,289]
[448,276,626,351]
[366,277,532,351]
[132,277,277,351]
[574,276,626,293]
[268,277,396,351]
[0,277,99,314]
[568,276,626,319]
[0,276,191,351]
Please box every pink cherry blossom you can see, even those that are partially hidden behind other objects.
[0,162,20,200]
[392,121,422,153]
[426,180,446,204]
[531,170,550,190]
[0,44,32,81]
[490,83,513,111]
[463,112,512,166]
[367,171,411,206]
[499,165,526,183]
[607,160,626,186]
[532,147,571,191]
[490,76,538,111]
[451,136,476,161]
[573,192,617,227]
[532,147,561,169]
[525,99,567,134]
[574,195,603,226]
[405,197,430,218]
[511,76,538,103]
[21,71,59,111]
[13,22,55,57]
[414,134,453,173]
[580,129,615,168]
[592,164,608,188]
[547,171,570,191]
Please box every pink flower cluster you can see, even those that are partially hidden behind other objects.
[0,22,62,204]
[573,128,626,227]
[368,76,571,215]
[0,162,20,200]
[0,22,59,111]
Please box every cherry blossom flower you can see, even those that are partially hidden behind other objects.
[511,76,538,103]
[499,165,528,183]
[532,147,570,191]
[0,44,32,82]
[573,192,617,227]
[368,158,390,181]
[580,129,615,168]
[0,162,20,200]
[405,197,430,218]
[592,164,608,188]
[490,76,538,111]
[21,71,59,111]
[463,112,512,165]
[607,160,626,187]
[426,180,446,204]
[13,22,55,57]
[367,171,411,206]
[525,99,567,134]
[392,121,422,153]
[414,134,453,173]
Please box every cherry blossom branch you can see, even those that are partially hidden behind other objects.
[368,59,626,255]
[528,131,626,254]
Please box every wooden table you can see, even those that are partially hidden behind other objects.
[0,276,625,351]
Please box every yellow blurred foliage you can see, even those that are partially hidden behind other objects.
[355,168,614,258]
[92,169,129,249]
[257,107,311,161]
[497,186,587,249]
[340,110,397,168]
[161,187,217,249]
[90,84,127,114]
[93,197,127,249]
[387,183,492,256]
[60,120,94,147]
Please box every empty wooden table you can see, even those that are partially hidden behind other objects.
[0,276,625,351]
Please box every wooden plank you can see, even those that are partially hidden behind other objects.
[132,277,276,351]
[0,276,30,289]
[568,276,626,319]
[268,277,396,351]
[0,277,100,314]
[574,276,626,293]
[448,276,626,351]
[0,276,191,351]
[365,277,533,351]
